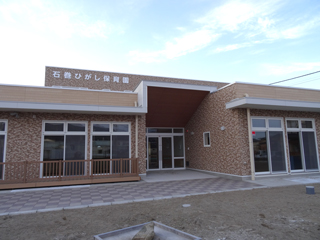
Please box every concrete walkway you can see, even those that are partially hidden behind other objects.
[140,169,218,182]
[244,172,320,187]
[0,170,319,216]
[0,171,261,216]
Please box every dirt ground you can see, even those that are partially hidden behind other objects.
[0,184,319,240]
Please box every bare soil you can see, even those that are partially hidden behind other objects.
[0,184,320,240]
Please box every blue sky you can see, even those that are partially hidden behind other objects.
[1,0,320,89]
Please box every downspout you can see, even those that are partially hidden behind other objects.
[247,108,255,180]
[135,115,138,158]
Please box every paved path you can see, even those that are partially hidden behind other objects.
[0,178,262,216]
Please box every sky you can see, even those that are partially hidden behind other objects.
[0,0,320,89]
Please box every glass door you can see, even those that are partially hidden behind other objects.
[162,137,172,169]
[251,118,287,174]
[253,131,270,173]
[146,128,185,171]
[148,137,159,169]
[287,119,319,172]
[288,132,303,170]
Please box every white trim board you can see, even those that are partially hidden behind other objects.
[0,101,146,115]
[226,97,320,112]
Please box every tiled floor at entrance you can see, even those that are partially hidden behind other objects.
[0,177,262,215]
[141,169,219,182]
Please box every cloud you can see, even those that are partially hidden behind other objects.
[129,30,220,63]
[129,0,320,63]
[213,42,252,53]
[263,62,320,76]
[129,0,281,62]
[250,49,265,55]
[197,1,272,32]
[265,17,320,40]
[0,0,113,39]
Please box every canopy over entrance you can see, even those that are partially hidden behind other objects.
[146,87,210,127]
[134,81,217,128]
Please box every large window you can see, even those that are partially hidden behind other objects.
[0,120,7,180]
[42,121,87,177]
[91,122,130,174]
[251,118,287,174]
[286,119,319,172]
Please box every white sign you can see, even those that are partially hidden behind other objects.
[52,71,129,84]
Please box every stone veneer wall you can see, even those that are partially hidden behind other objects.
[0,112,146,175]
[185,84,320,176]
[185,84,251,176]
[45,67,228,91]
[250,109,320,172]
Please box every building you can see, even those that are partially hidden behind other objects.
[0,66,319,189]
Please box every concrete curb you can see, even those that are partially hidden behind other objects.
[37,207,63,213]
[88,202,112,207]
[111,200,134,205]
[64,205,88,210]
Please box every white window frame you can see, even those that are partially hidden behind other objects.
[91,122,131,174]
[40,120,88,178]
[203,132,211,147]
[251,117,288,174]
[286,118,319,172]
[0,120,8,180]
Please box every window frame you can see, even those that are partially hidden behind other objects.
[286,118,316,132]
[90,121,131,160]
[251,117,288,174]
[285,118,319,172]
[91,122,131,175]
[40,120,88,178]
[203,132,211,147]
[0,120,8,180]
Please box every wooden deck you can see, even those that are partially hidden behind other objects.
[0,158,140,190]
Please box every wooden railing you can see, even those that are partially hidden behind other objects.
[0,158,139,188]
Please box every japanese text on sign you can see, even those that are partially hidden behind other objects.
[52,71,129,84]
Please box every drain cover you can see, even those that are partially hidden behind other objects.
[94,221,201,240]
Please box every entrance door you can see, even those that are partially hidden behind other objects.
[288,131,319,171]
[148,137,159,169]
[161,137,172,169]
[147,136,173,170]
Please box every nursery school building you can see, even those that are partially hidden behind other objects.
[0,66,320,189]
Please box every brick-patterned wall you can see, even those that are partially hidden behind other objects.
[0,112,147,175]
[185,87,320,177]
[45,67,228,91]
[185,85,251,176]
[137,115,146,174]
[250,109,320,172]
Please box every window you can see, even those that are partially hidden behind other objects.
[203,132,210,147]
[0,120,7,180]
[42,121,87,177]
[147,128,172,133]
[251,118,287,174]
[286,119,319,172]
[174,135,184,167]
[91,122,130,174]
[252,119,266,128]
